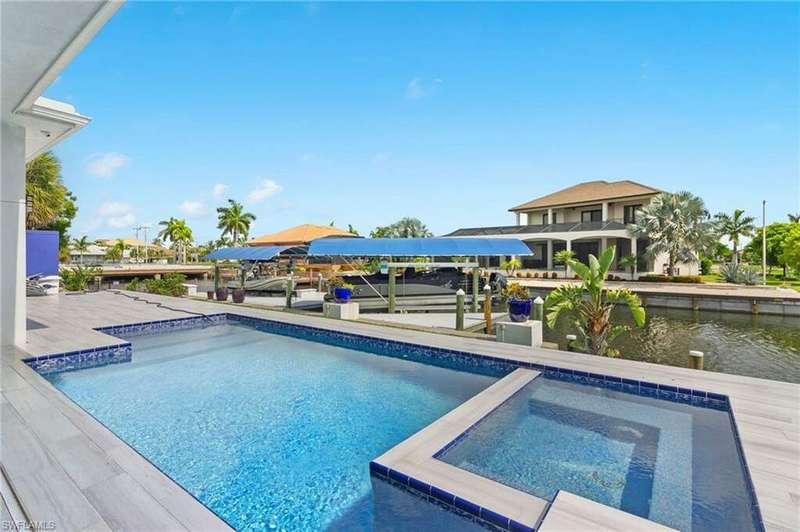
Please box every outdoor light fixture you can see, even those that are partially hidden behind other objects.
[25,195,33,214]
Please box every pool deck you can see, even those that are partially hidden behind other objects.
[2,291,798,531]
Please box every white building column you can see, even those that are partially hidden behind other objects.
[546,240,553,270]
[515,212,521,226]
[602,202,609,221]
[1,121,27,347]
[565,239,572,277]
[547,208,553,225]
[631,237,638,279]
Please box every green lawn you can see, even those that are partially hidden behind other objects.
[701,268,800,292]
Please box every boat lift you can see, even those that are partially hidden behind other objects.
[307,237,533,313]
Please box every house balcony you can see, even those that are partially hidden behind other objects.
[446,218,630,237]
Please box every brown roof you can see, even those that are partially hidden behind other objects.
[509,180,661,212]
[248,224,357,247]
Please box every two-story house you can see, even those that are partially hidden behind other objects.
[447,180,698,277]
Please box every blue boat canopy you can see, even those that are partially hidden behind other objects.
[203,245,306,261]
[307,238,532,257]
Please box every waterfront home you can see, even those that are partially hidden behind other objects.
[247,223,358,247]
[448,180,699,277]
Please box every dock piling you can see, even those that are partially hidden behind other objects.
[456,289,465,331]
[565,334,577,351]
[285,277,294,308]
[532,296,544,322]
[388,267,396,313]
[689,350,704,370]
[483,284,493,334]
[471,267,480,313]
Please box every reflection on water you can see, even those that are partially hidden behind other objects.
[542,307,800,383]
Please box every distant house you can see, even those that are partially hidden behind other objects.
[247,224,358,247]
[448,180,698,276]
[69,238,172,264]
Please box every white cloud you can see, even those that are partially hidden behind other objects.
[107,213,136,229]
[212,183,229,199]
[405,78,443,100]
[98,202,132,217]
[406,78,424,100]
[93,202,136,230]
[179,200,207,218]
[247,179,283,204]
[86,152,129,178]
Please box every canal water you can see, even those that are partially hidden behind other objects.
[542,307,800,383]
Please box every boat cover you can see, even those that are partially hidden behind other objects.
[204,245,305,261]
[307,238,532,257]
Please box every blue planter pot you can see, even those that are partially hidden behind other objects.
[334,287,352,303]
[508,299,532,322]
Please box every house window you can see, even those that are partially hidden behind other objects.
[581,209,602,223]
[542,212,557,224]
[624,204,642,224]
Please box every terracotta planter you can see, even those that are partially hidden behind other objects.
[232,289,246,304]
[215,287,229,301]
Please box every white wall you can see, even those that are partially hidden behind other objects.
[1,121,27,347]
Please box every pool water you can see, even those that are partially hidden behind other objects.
[437,377,759,532]
[46,322,496,531]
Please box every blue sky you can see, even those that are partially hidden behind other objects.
[47,1,799,243]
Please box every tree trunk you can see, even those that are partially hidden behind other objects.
[668,254,675,276]
[732,242,738,265]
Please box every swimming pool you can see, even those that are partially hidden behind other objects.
[437,377,761,532]
[42,319,497,530]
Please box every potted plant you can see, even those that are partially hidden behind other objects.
[214,264,228,301]
[503,282,532,322]
[329,276,355,303]
[232,264,247,303]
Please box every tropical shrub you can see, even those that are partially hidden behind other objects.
[144,273,188,296]
[501,258,521,274]
[60,265,101,291]
[699,257,713,275]
[554,250,575,268]
[127,277,144,291]
[502,282,530,301]
[327,276,354,290]
[616,254,637,276]
[545,246,645,357]
[719,263,759,285]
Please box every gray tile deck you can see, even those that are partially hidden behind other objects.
[2,291,798,531]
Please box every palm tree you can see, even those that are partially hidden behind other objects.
[715,209,755,264]
[158,217,194,263]
[105,239,127,263]
[545,246,645,357]
[72,235,90,264]
[616,254,637,277]
[628,191,717,276]
[789,213,800,223]
[554,249,576,276]
[216,199,256,246]
[393,217,432,238]
[25,152,69,228]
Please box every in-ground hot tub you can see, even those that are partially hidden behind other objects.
[436,376,762,532]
